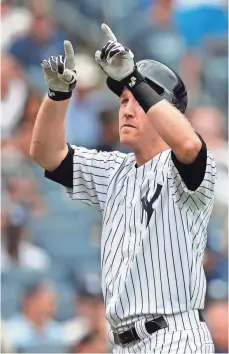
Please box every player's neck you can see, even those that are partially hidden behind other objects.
[134,140,169,167]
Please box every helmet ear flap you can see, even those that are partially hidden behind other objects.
[171,72,188,113]
[175,93,188,114]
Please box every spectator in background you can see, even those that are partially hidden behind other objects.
[76,274,107,340]
[188,105,227,167]
[172,0,228,48]
[1,191,12,232]
[188,106,228,246]
[8,11,66,92]
[20,90,43,127]
[189,106,228,302]
[1,53,28,140]
[66,53,102,148]
[1,0,32,51]
[70,331,108,353]
[205,300,228,353]
[128,0,185,74]
[1,203,51,271]
[5,280,63,352]
[26,0,54,15]
[64,272,109,351]
[0,320,14,353]
[150,0,173,27]
[204,245,228,303]
[11,90,43,156]
[1,143,45,217]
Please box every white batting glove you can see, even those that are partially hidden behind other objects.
[41,40,77,100]
[95,23,135,82]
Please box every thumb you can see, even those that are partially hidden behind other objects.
[58,68,76,84]
[95,50,105,68]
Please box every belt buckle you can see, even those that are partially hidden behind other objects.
[114,327,136,346]
[123,327,138,345]
[113,331,121,346]
[121,331,130,344]
[119,328,131,345]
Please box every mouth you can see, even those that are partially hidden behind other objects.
[122,124,136,129]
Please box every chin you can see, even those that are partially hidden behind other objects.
[120,134,135,147]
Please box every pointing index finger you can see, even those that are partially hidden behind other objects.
[101,23,117,41]
[64,40,74,58]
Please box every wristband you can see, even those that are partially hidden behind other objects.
[48,89,72,101]
[121,69,162,113]
[131,81,163,113]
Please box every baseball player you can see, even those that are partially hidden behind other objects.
[30,24,216,353]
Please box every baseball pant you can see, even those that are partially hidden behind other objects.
[111,310,215,353]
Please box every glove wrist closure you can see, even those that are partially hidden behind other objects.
[121,68,162,113]
[48,89,72,101]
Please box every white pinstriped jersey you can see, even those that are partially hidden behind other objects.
[67,145,216,330]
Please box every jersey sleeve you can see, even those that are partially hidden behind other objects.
[66,145,126,211]
[168,148,217,211]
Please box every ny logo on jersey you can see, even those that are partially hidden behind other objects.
[141,183,162,227]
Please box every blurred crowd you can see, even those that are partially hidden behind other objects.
[1,0,228,353]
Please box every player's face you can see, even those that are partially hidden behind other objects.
[119,88,156,149]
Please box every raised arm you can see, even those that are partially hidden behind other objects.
[94,24,201,164]
[30,97,69,171]
[30,41,77,171]
[146,101,201,163]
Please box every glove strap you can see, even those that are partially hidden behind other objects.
[121,68,145,90]
[48,89,72,101]
[121,69,162,113]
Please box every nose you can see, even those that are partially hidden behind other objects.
[124,112,133,119]
[123,100,134,119]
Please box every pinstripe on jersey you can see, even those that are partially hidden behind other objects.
[67,146,216,331]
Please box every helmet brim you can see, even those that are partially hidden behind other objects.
[106,75,164,97]
[106,60,188,114]
[106,77,124,97]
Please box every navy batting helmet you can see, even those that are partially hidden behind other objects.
[107,59,188,113]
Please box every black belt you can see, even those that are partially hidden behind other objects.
[113,311,204,346]
[113,316,167,346]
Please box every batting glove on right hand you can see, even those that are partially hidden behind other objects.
[95,23,135,82]
[41,40,77,101]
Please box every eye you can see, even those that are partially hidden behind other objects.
[121,98,128,105]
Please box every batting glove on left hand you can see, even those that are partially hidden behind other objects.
[41,40,77,100]
[95,23,135,82]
